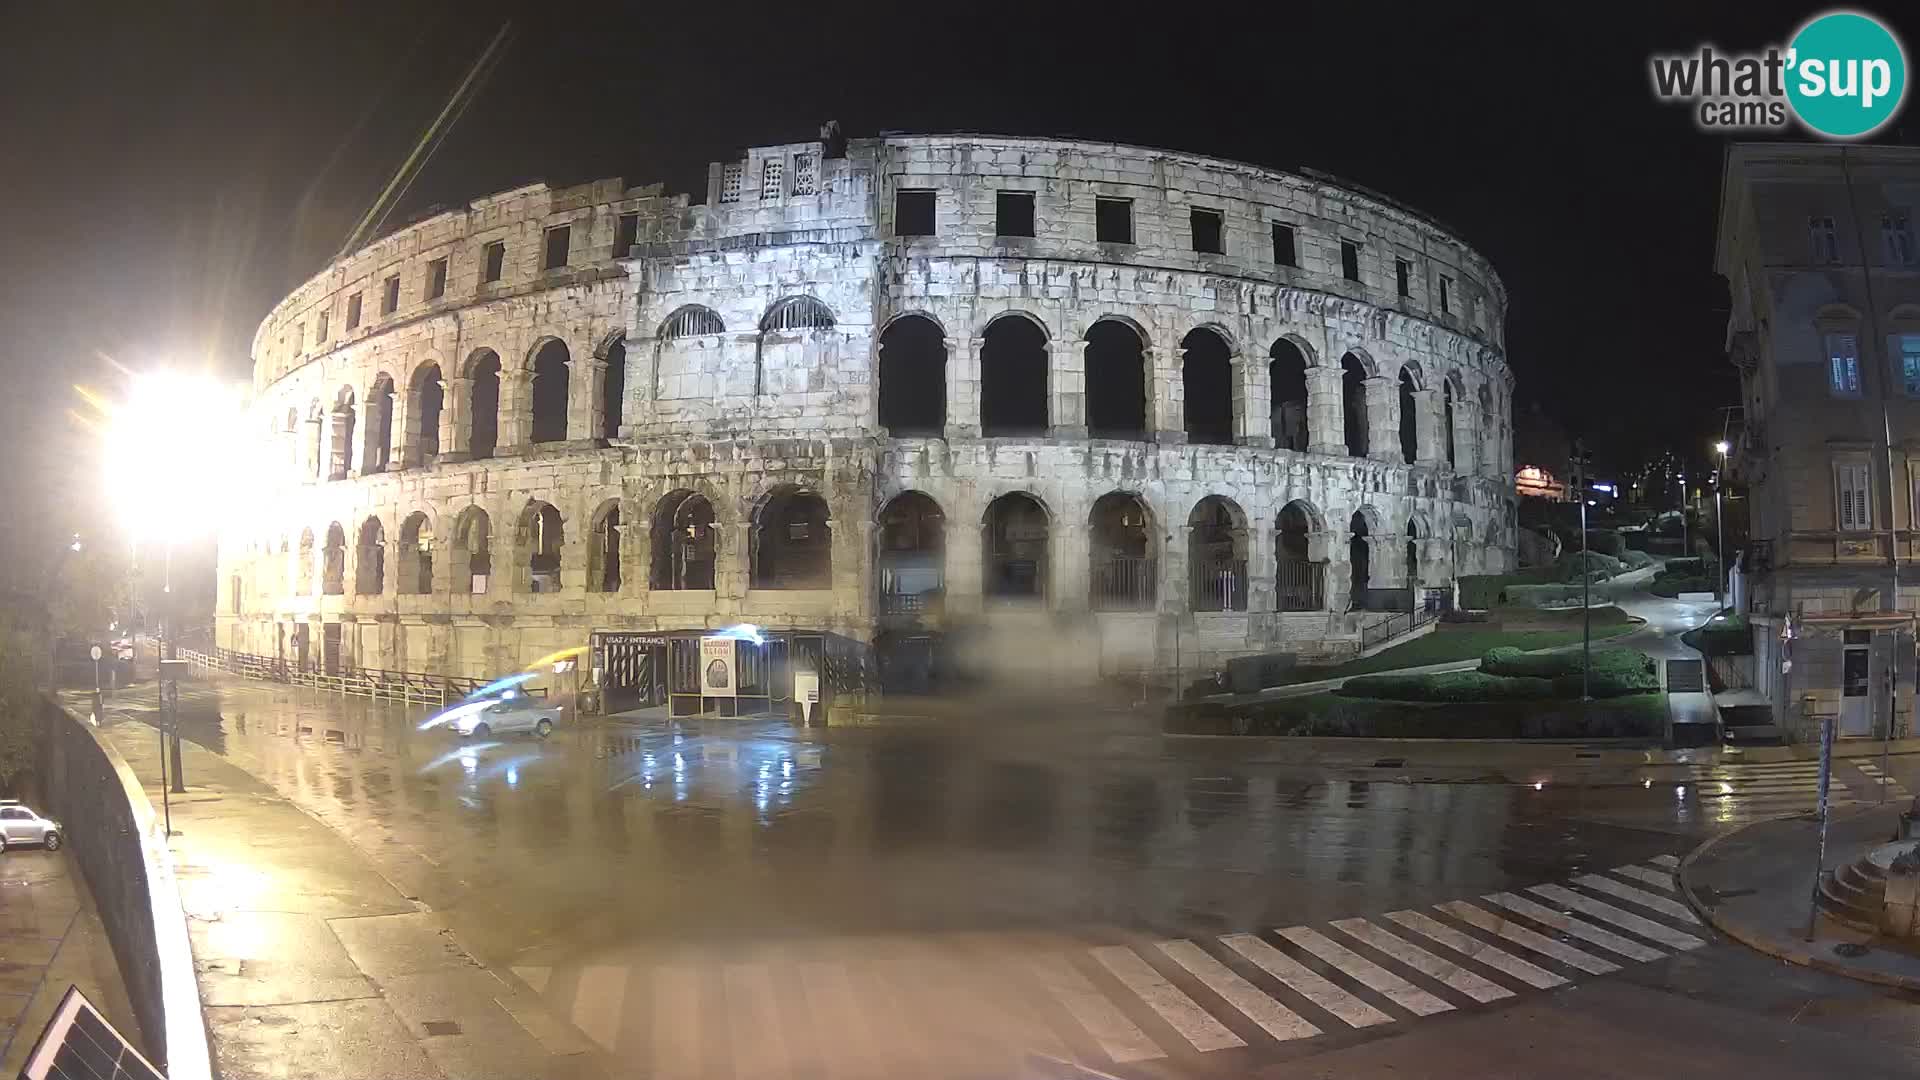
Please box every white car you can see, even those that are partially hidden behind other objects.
[0,801,62,852]
[453,693,562,739]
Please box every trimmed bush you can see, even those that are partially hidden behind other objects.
[1621,549,1654,570]
[1665,557,1705,575]
[1585,529,1625,557]
[1480,645,1653,690]
[1557,550,1624,583]
[1167,693,1668,740]
[1338,670,1555,702]
[1650,571,1716,598]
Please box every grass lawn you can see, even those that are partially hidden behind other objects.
[1274,606,1641,684]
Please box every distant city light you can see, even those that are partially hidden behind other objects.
[715,623,766,644]
[1714,440,1730,455]
[1591,483,1615,494]
[97,371,246,543]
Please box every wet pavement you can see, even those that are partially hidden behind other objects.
[90,674,1920,1077]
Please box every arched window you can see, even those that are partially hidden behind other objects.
[877,316,946,435]
[530,340,570,444]
[1277,501,1325,611]
[1089,492,1155,610]
[982,493,1049,600]
[756,298,836,398]
[321,522,346,595]
[980,315,1048,436]
[760,296,835,333]
[1188,496,1247,611]
[521,502,564,593]
[1406,517,1422,596]
[298,528,316,595]
[650,491,715,590]
[753,488,832,589]
[1398,367,1419,464]
[451,507,491,594]
[1086,320,1148,439]
[878,492,945,614]
[1443,380,1457,467]
[1269,340,1309,452]
[1181,328,1234,445]
[329,389,356,480]
[1341,353,1369,457]
[601,338,625,441]
[1349,511,1372,608]
[411,364,443,464]
[308,402,325,479]
[355,517,385,596]
[365,374,395,472]
[588,501,622,593]
[398,513,433,594]
[466,350,501,459]
[659,305,725,339]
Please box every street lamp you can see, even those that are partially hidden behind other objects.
[97,370,245,800]
[1713,441,1730,608]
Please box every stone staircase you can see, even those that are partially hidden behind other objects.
[1817,847,1896,932]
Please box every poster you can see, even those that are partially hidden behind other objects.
[699,636,736,697]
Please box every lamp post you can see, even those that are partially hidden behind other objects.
[1713,441,1730,608]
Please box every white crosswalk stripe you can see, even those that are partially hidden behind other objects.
[1528,885,1707,951]
[1571,874,1701,924]
[519,857,1707,1073]
[1650,854,1680,868]
[1383,909,1567,989]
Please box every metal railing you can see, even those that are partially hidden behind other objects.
[1276,559,1325,612]
[1090,556,1156,611]
[1191,562,1248,612]
[1358,608,1439,651]
[174,647,533,707]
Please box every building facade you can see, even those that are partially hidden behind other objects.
[215,133,1516,705]
[1719,142,1920,742]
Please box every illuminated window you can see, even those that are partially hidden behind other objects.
[1826,333,1861,396]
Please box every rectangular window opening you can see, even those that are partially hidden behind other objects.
[1903,334,1920,396]
[1810,216,1840,264]
[760,159,785,200]
[1191,208,1223,255]
[482,240,505,283]
[346,292,363,331]
[895,189,936,237]
[426,257,448,301]
[1827,332,1861,396]
[1395,258,1412,297]
[381,275,400,315]
[1837,460,1872,532]
[1340,240,1361,282]
[995,190,1035,237]
[616,212,640,255]
[1884,211,1915,266]
[1439,275,1453,315]
[1272,222,1297,267]
[543,225,571,271]
[1096,197,1133,244]
[316,310,329,343]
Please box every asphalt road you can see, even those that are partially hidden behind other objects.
[103,676,1920,1078]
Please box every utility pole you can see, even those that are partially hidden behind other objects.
[1575,438,1591,702]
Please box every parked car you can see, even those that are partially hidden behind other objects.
[453,693,562,739]
[0,801,62,851]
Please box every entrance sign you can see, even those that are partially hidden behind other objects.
[699,636,736,697]
[794,669,820,724]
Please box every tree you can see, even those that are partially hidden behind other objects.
[0,614,43,796]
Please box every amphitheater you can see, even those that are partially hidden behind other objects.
[215,130,1516,715]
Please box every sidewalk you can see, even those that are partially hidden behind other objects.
[97,718,600,1080]
[0,847,142,1075]
[1680,804,1920,990]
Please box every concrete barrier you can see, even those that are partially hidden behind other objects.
[34,698,212,1080]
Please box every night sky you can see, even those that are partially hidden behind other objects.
[3,1,1914,551]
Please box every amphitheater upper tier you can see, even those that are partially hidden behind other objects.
[220,132,1517,696]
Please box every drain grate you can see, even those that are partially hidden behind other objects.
[1833,942,1870,958]
[1666,659,1706,693]
[422,1020,463,1037]
[1372,758,1406,769]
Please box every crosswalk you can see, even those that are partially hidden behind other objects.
[1668,758,1909,825]
[511,855,1706,1077]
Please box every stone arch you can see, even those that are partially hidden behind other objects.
[321,522,347,595]
[650,489,718,590]
[659,304,726,339]
[1188,495,1248,612]
[355,515,385,596]
[1269,337,1311,452]
[1088,490,1157,610]
[981,491,1050,600]
[980,311,1049,436]
[760,296,836,332]
[600,335,626,441]
[1275,499,1327,611]
[518,500,565,593]
[297,527,316,594]
[881,309,951,338]
[1348,509,1373,606]
[1341,352,1369,457]
[979,308,1052,338]
[449,506,492,594]
[1398,365,1419,464]
[756,297,837,398]
[586,498,624,593]
[752,485,832,589]
[364,372,396,473]
[877,491,946,615]
[528,338,570,444]
[1086,318,1149,440]
[1406,515,1423,593]
[328,387,356,480]
[398,511,434,594]
[877,314,946,435]
[464,348,502,459]
[1181,326,1235,446]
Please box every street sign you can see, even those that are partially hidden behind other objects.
[89,645,102,662]
[793,669,820,725]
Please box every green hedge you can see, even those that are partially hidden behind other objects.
[1557,551,1625,583]
[1339,670,1556,702]
[1650,571,1716,598]
[1168,692,1667,740]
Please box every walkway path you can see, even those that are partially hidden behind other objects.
[0,844,141,1075]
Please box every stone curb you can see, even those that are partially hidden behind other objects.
[1677,812,1920,994]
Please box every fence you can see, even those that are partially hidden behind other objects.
[1276,559,1325,612]
[174,647,522,707]
[1191,562,1248,612]
[1358,607,1439,652]
[1091,556,1157,611]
